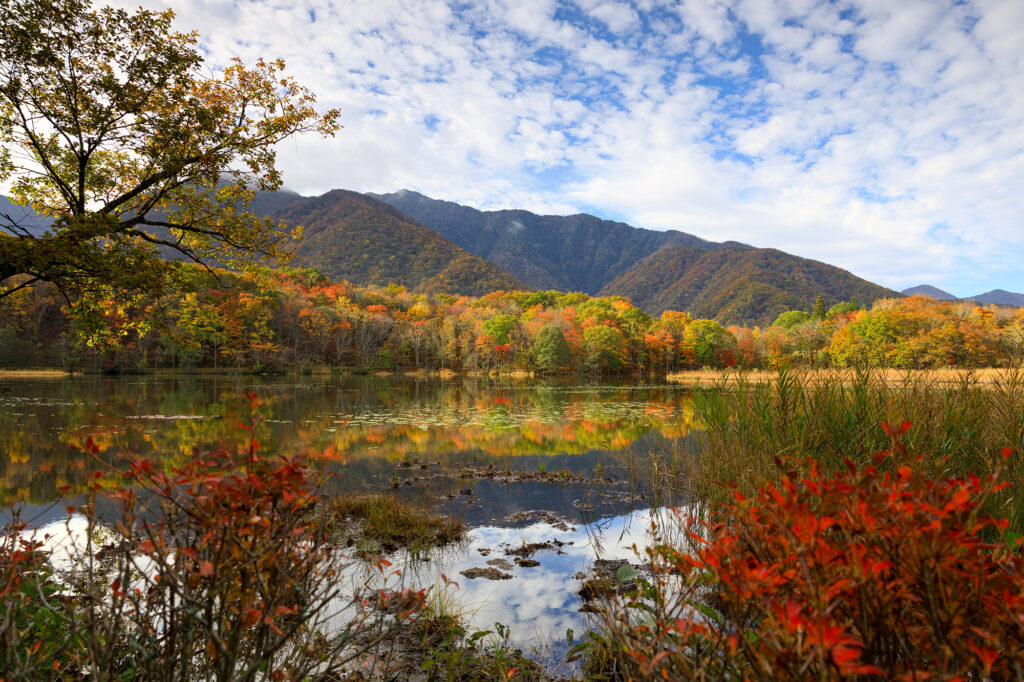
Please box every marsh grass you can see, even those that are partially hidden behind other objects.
[405,578,545,680]
[678,366,1024,527]
[331,493,466,552]
[667,366,1020,386]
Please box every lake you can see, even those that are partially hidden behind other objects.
[0,373,699,672]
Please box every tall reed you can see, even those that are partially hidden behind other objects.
[682,366,1024,527]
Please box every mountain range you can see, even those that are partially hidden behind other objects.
[900,285,1024,307]
[18,188,1019,325]
[369,189,896,325]
[368,189,743,292]
[0,195,51,235]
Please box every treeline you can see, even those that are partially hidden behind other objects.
[2,267,1023,373]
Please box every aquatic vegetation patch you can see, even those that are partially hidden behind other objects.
[331,492,466,553]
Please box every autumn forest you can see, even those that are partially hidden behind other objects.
[2,264,1022,375]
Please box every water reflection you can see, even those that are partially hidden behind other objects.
[3,375,696,675]
[347,507,663,675]
[25,505,665,676]
[1,375,695,510]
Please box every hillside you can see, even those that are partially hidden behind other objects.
[900,284,1024,307]
[268,190,524,295]
[901,284,956,300]
[967,289,1024,307]
[0,196,52,236]
[600,246,899,326]
[369,189,746,292]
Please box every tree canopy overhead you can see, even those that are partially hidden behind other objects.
[0,0,339,298]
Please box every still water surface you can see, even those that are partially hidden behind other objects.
[1,374,698,670]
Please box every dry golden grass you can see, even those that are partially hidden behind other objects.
[0,369,75,378]
[666,367,1013,386]
[663,366,1024,527]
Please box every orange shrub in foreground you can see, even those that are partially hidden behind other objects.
[604,422,1024,680]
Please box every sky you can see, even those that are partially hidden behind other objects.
[111,0,1023,297]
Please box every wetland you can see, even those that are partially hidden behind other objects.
[1,373,697,675]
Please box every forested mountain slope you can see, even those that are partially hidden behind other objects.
[369,189,746,292]
[268,190,524,295]
[600,246,899,326]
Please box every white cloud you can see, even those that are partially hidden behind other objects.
[86,0,1024,296]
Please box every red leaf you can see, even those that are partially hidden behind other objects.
[242,608,261,628]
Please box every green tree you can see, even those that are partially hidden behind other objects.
[827,300,860,319]
[682,319,731,367]
[584,325,628,373]
[482,314,517,345]
[0,0,339,299]
[532,325,571,373]
[772,310,811,329]
[813,295,826,320]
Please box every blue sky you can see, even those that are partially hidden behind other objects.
[120,0,1024,296]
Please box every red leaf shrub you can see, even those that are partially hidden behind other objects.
[2,392,426,679]
[597,424,1024,680]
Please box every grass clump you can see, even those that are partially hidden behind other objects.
[682,366,1024,526]
[414,581,544,681]
[332,493,465,551]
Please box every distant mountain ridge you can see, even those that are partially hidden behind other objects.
[901,285,1024,307]
[901,285,957,301]
[369,189,749,293]
[0,195,52,236]
[601,246,898,326]
[968,289,1024,306]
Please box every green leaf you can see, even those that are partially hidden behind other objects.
[616,563,639,583]
[692,601,725,625]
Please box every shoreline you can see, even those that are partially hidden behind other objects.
[666,366,1019,386]
[0,369,76,378]
[5,366,1020,385]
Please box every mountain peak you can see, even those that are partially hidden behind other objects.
[901,284,957,300]
[374,189,724,293]
[967,289,1024,306]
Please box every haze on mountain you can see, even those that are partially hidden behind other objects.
[901,285,1024,307]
